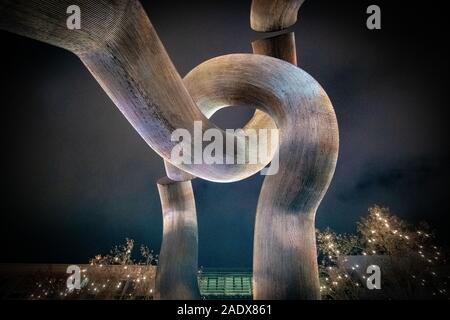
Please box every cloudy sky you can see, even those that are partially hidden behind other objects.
[0,0,448,268]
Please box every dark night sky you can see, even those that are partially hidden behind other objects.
[0,0,449,268]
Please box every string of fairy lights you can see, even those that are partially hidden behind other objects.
[29,265,156,300]
[29,239,158,300]
[29,206,448,300]
[317,206,448,299]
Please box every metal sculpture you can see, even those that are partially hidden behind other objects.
[0,0,339,300]
[155,178,199,300]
